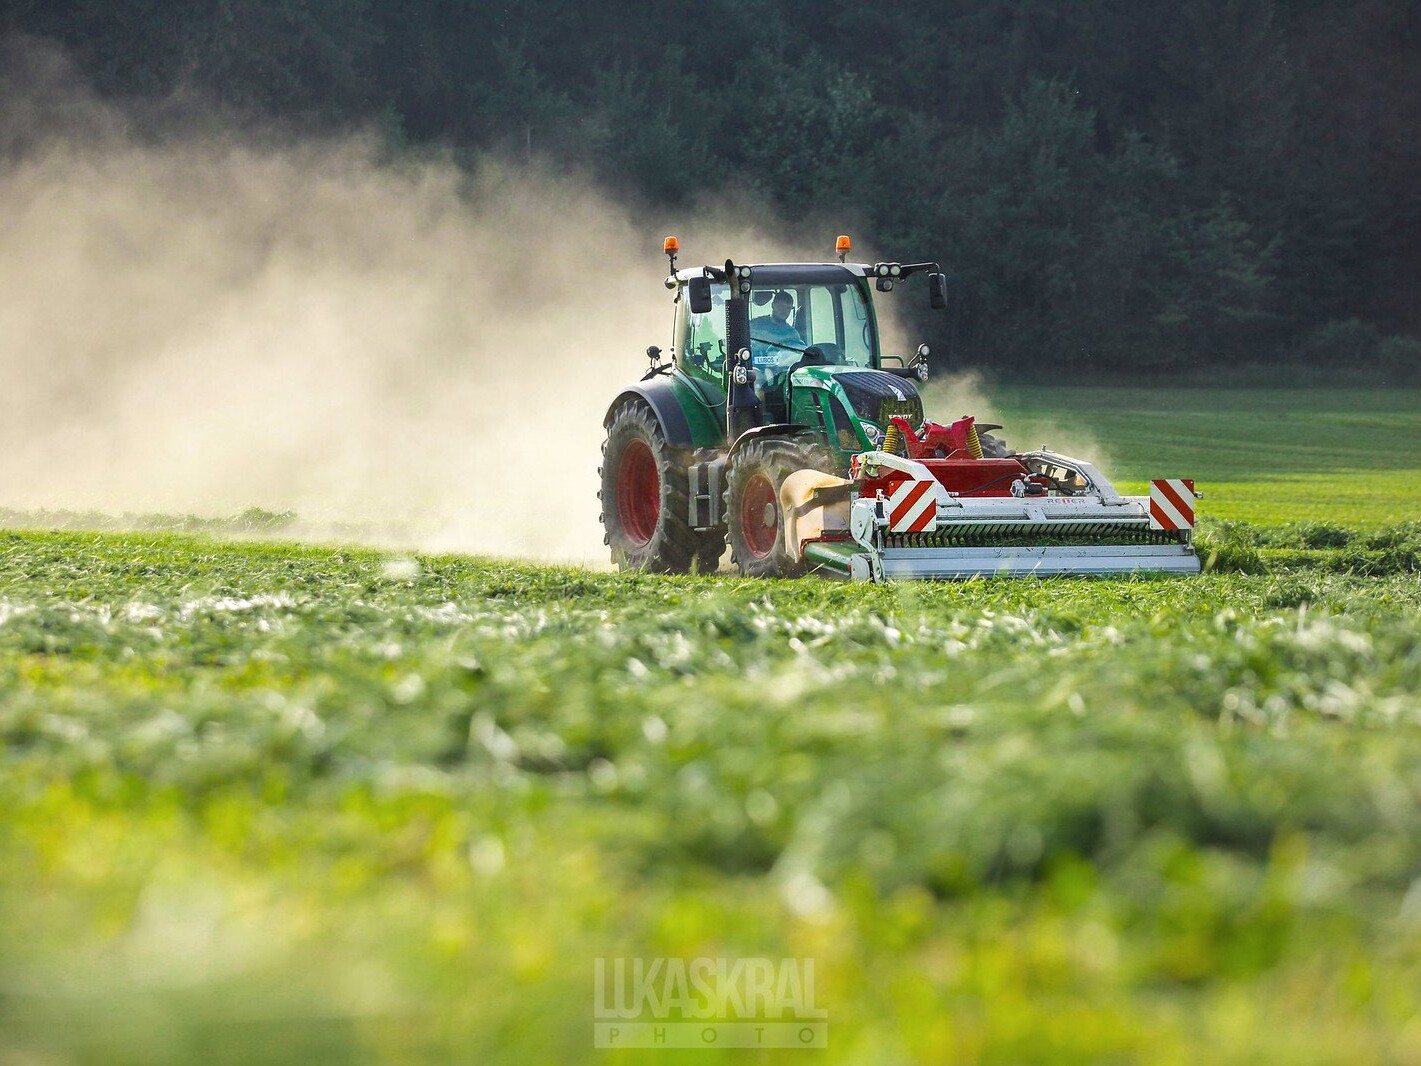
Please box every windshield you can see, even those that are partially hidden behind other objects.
[748,281,876,382]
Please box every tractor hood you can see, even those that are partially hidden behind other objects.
[791,365,925,429]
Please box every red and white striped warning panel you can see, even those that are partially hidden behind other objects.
[887,478,938,533]
[1149,479,1196,531]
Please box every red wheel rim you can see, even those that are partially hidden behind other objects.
[740,472,778,558]
[616,438,660,545]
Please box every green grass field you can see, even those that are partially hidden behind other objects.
[944,386,1421,527]
[1,388,1418,1064]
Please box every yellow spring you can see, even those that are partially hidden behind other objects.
[882,422,903,455]
[966,424,984,459]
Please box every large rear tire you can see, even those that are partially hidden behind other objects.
[599,401,723,573]
[724,437,834,578]
[980,431,1009,458]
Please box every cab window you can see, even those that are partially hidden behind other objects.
[678,282,729,382]
[837,283,875,365]
[808,286,835,349]
[749,280,877,370]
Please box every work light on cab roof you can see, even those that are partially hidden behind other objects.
[598,235,1203,580]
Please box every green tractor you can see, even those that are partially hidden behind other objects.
[598,236,1201,580]
[599,234,948,576]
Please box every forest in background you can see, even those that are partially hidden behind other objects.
[3,0,1419,378]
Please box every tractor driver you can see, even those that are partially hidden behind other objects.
[749,290,804,384]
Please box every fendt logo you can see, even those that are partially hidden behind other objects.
[593,957,828,1049]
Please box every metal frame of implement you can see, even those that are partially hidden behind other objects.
[798,449,1202,581]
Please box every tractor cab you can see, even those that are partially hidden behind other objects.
[668,258,936,467]
[678,265,877,381]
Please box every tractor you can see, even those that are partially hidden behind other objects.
[598,236,1201,580]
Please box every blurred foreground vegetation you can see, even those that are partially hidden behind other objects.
[1,526,1420,1063]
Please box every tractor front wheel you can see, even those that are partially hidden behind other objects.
[600,401,720,573]
[724,438,829,578]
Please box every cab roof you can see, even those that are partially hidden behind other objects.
[670,263,873,286]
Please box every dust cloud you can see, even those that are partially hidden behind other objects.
[0,38,812,563]
[919,371,1003,428]
[2,38,1043,565]
[920,372,1105,463]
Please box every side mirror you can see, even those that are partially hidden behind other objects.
[688,276,713,315]
[928,272,948,310]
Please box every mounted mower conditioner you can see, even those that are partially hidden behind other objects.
[598,236,1202,579]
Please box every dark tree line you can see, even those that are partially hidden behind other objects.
[5,0,1419,377]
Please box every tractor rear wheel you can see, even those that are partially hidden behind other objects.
[724,437,834,578]
[980,431,1009,458]
[599,400,722,573]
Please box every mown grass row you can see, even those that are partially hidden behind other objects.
[1196,518,1421,576]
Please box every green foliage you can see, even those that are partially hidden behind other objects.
[11,1,1421,371]
[586,58,716,205]
[1298,321,1421,385]
[938,80,1272,368]
[1194,528,1266,573]
[34,0,380,114]
[735,54,884,215]
[2,530,1421,1061]
[1193,520,1421,577]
